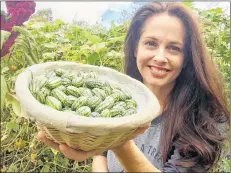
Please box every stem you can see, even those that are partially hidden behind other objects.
[24,37,38,64]
[19,51,35,66]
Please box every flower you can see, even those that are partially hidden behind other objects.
[1,1,36,59]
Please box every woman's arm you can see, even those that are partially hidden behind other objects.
[112,140,161,172]
[92,155,108,172]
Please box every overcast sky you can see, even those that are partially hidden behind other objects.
[1,1,230,26]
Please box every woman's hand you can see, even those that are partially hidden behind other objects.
[37,123,150,161]
[37,131,98,161]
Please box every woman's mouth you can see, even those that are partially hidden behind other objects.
[149,66,170,78]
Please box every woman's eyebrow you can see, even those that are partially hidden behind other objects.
[143,36,183,46]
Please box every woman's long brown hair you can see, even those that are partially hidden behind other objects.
[124,2,230,171]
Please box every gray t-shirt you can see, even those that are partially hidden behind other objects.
[104,114,227,173]
[105,115,188,172]
[107,115,163,172]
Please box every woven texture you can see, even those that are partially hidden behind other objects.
[15,61,160,152]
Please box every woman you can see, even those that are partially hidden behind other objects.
[38,2,229,172]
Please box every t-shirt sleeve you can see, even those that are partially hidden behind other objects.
[102,150,108,157]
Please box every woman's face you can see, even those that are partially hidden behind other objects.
[135,13,186,89]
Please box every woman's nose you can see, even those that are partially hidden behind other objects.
[152,48,167,63]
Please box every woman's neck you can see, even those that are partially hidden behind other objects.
[143,81,175,112]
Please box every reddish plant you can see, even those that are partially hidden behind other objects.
[1,1,36,58]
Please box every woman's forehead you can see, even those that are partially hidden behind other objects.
[140,13,186,44]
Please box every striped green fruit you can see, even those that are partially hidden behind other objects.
[92,88,107,100]
[36,87,50,103]
[125,108,137,116]
[106,82,121,91]
[113,101,127,109]
[121,88,132,99]
[101,109,110,118]
[66,86,82,97]
[36,93,46,104]
[62,72,76,80]
[46,77,62,89]
[61,77,72,86]
[95,96,115,113]
[66,95,78,107]
[72,76,84,87]
[36,75,48,88]
[90,112,101,118]
[86,71,97,79]
[55,68,65,77]
[40,87,50,96]
[111,93,121,102]
[81,88,93,97]
[71,96,88,110]
[63,107,76,114]
[51,88,68,105]
[76,106,91,117]
[87,96,101,109]
[63,106,72,111]
[29,79,40,95]
[103,86,112,96]
[30,76,48,95]
[84,78,105,89]
[56,85,67,94]
[125,99,137,109]
[77,71,85,77]
[112,89,127,101]
[45,96,62,111]
[109,107,125,117]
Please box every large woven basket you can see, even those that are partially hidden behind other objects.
[15,61,160,153]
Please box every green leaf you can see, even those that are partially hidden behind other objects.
[43,42,58,49]
[91,42,106,53]
[7,163,18,172]
[1,67,9,74]
[6,122,20,132]
[43,33,55,39]
[12,97,21,117]
[1,75,8,111]
[55,19,65,25]
[41,164,50,172]
[50,148,58,155]
[87,52,99,65]
[83,31,102,44]
[6,93,28,118]
[13,26,35,43]
[1,30,11,49]
[30,22,45,29]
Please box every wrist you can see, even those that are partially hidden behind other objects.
[112,140,134,154]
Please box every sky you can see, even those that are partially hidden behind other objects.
[1,1,230,28]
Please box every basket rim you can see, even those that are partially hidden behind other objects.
[15,61,160,134]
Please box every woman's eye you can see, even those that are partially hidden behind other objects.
[168,45,181,52]
[145,41,156,47]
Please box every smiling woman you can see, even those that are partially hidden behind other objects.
[136,13,186,96]
[37,2,229,173]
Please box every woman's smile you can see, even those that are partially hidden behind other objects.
[148,65,170,78]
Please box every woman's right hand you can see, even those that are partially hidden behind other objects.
[37,131,99,161]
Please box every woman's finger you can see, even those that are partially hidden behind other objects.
[37,131,61,152]
[59,144,97,161]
